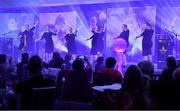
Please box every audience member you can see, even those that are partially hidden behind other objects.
[95,56,105,72]
[64,53,72,70]
[138,61,154,94]
[63,57,93,102]
[49,52,64,69]
[0,65,6,89]
[2,52,180,110]
[16,53,29,82]
[101,57,122,83]
[166,67,180,109]
[160,56,177,81]
[118,65,152,110]
[153,56,178,109]
[177,60,180,67]
[16,55,55,109]
[138,60,154,76]
[0,54,6,64]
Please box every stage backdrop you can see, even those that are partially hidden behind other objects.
[158,7,180,59]
[107,6,156,62]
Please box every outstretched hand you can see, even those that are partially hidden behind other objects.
[135,36,139,40]
[86,38,90,41]
[34,20,39,27]
[84,56,89,62]
[35,38,41,42]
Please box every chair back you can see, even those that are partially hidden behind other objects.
[93,72,113,85]
[54,99,93,110]
[22,64,29,81]
[31,86,56,109]
[151,74,162,81]
[48,68,61,77]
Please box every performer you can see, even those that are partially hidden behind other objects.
[18,31,25,51]
[136,22,154,61]
[22,21,38,54]
[36,25,57,62]
[64,27,77,59]
[114,24,129,66]
[86,26,105,62]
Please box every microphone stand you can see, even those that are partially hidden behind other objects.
[164,28,179,59]
[0,30,17,57]
[1,31,13,37]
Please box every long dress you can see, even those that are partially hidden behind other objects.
[140,29,154,56]
[65,33,77,54]
[90,31,104,55]
[23,27,35,53]
[41,31,56,53]
[18,31,24,50]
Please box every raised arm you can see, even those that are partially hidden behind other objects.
[30,21,39,31]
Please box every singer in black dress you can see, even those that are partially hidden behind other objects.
[36,25,56,54]
[23,26,35,53]
[65,28,77,55]
[136,22,154,61]
[18,31,24,50]
[140,28,154,56]
[23,21,38,54]
[87,26,104,55]
[41,31,56,53]
[115,24,129,54]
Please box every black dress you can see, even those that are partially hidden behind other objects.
[23,27,35,53]
[41,31,56,53]
[90,31,104,55]
[65,33,77,54]
[18,31,24,50]
[140,29,154,56]
[117,29,130,54]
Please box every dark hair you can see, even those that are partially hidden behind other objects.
[96,25,102,31]
[97,57,104,63]
[167,56,177,69]
[53,52,60,60]
[72,58,84,72]
[106,57,116,68]
[123,24,128,28]
[145,21,151,27]
[138,60,154,75]
[65,53,72,62]
[21,53,29,64]
[0,54,6,64]
[123,65,143,91]
[28,55,42,75]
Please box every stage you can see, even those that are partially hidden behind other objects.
[0,0,180,70]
